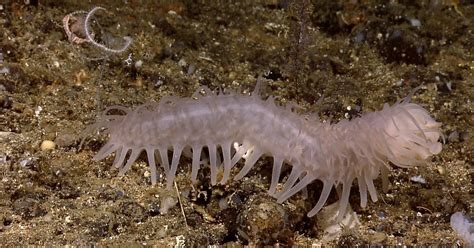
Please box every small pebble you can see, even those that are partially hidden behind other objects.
[0,67,9,74]
[55,132,76,147]
[187,64,196,75]
[354,32,365,44]
[134,60,143,68]
[19,158,33,167]
[370,232,387,242]
[34,106,42,117]
[40,140,56,151]
[64,215,73,223]
[144,170,151,179]
[446,81,453,91]
[1,95,12,108]
[378,211,386,220]
[43,212,53,222]
[317,200,360,242]
[237,195,293,244]
[218,198,228,210]
[156,227,167,238]
[155,79,164,88]
[410,175,426,184]
[448,131,459,143]
[178,58,187,68]
[409,18,421,28]
[160,197,177,215]
[437,166,446,175]
[0,154,6,164]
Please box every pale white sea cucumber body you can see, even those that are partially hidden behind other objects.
[87,85,443,220]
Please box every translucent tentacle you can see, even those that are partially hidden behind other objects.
[275,167,302,198]
[268,156,284,196]
[113,147,128,169]
[118,149,142,176]
[166,145,183,189]
[308,179,334,217]
[158,147,170,174]
[146,147,158,185]
[277,174,314,203]
[233,148,263,181]
[357,176,368,208]
[364,171,378,202]
[93,142,117,161]
[191,145,202,183]
[208,144,218,185]
[336,178,354,222]
[220,142,233,184]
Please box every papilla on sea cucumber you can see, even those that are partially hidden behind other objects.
[82,81,443,221]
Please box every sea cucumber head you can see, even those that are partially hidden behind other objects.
[383,102,442,167]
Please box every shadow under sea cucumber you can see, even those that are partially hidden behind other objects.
[84,83,443,221]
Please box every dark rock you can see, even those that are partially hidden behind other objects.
[116,201,147,223]
[12,197,47,220]
[236,195,296,245]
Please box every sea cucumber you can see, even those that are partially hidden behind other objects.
[84,83,443,221]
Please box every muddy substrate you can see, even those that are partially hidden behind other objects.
[0,1,472,246]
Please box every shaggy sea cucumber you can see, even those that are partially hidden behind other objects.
[85,83,443,221]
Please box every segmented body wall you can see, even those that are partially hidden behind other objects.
[87,85,442,220]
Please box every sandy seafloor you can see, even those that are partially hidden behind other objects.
[0,0,472,246]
